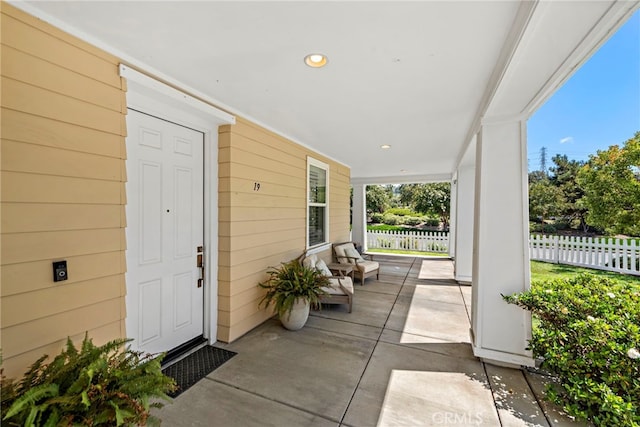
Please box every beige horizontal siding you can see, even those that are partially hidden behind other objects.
[1,11,121,87]
[2,45,124,112]
[2,298,123,359]
[2,203,123,233]
[218,117,350,342]
[2,275,124,328]
[2,77,125,135]
[2,229,125,265]
[0,4,126,378]
[219,162,306,188]
[0,321,123,379]
[218,191,305,209]
[219,228,303,252]
[2,140,123,181]
[1,171,123,204]
[219,217,306,237]
[2,109,124,158]
[1,252,125,297]
[219,206,306,222]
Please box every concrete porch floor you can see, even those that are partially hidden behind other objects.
[156,255,587,426]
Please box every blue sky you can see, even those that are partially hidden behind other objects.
[527,10,640,171]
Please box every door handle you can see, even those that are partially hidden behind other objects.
[197,246,204,288]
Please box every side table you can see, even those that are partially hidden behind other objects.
[327,263,354,281]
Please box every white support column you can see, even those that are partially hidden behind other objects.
[471,119,533,367]
[454,164,475,284]
[351,183,367,251]
[448,175,457,258]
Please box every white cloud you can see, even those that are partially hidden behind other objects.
[560,136,574,144]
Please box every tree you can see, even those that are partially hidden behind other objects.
[398,184,420,208]
[529,179,564,223]
[549,154,588,231]
[528,170,548,184]
[577,132,640,236]
[365,185,392,213]
[413,183,451,228]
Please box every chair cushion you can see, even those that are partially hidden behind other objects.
[354,260,379,273]
[302,254,317,269]
[323,277,354,295]
[344,246,364,263]
[315,259,333,277]
[334,243,352,263]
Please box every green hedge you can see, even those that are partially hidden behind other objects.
[504,275,640,425]
[384,208,416,216]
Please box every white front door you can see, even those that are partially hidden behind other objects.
[125,109,204,354]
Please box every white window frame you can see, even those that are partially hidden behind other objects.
[306,156,330,251]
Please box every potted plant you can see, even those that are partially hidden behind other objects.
[1,334,176,426]
[259,258,329,330]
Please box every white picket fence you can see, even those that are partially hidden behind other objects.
[367,230,449,253]
[367,230,640,276]
[529,234,640,276]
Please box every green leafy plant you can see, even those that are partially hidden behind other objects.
[369,212,384,223]
[259,259,329,318]
[403,216,422,226]
[384,208,415,217]
[504,274,640,425]
[382,214,400,225]
[1,335,176,426]
[424,218,440,227]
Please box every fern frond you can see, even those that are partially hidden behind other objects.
[3,383,59,420]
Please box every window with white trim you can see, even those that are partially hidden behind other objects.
[307,157,329,248]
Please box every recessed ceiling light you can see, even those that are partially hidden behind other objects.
[380,144,391,149]
[304,53,328,68]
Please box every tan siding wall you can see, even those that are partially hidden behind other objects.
[0,4,127,377]
[218,118,351,342]
[0,3,352,368]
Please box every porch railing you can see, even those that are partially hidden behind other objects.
[366,230,449,253]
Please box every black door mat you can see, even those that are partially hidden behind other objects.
[162,346,237,398]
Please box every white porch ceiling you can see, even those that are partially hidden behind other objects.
[16,1,639,181]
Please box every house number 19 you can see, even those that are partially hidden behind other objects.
[254,182,261,191]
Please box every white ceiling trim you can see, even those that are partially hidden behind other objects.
[454,0,539,171]
[7,1,237,118]
[522,0,640,117]
[8,0,351,171]
[481,113,528,127]
[351,173,452,186]
[120,65,235,125]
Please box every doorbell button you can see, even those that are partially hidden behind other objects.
[53,260,68,282]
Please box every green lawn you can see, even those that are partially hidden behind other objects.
[367,248,449,257]
[530,260,640,286]
[366,250,640,286]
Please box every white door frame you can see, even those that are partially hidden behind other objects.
[120,65,235,346]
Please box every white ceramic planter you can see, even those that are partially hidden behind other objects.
[280,299,310,331]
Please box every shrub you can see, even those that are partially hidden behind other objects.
[425,218,440,227]
[403,216,422,226]
[542,224,557,234]
[385,208,415,216]
[530,222,543,232]
[504,275,640,425]
[370,212,384,224]
[382,214,400,225]
[1,335,176,426]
